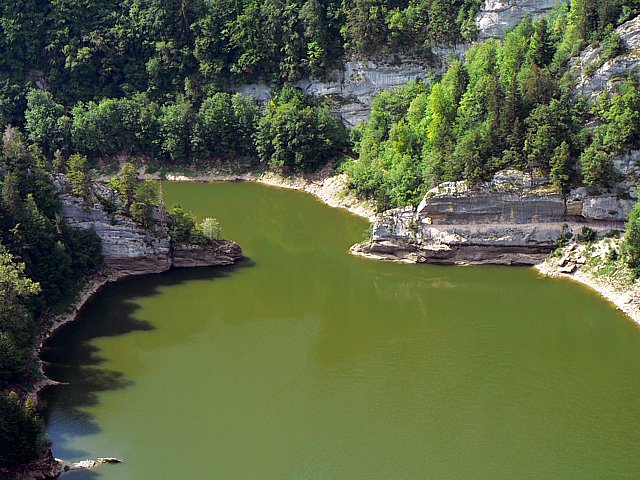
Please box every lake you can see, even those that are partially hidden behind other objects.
[42,181,640,479]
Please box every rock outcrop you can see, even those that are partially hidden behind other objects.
[0,450,63,480]
[573,15,640,99]
[234,1,570,125]
[235,52,462,127]
[55,177,242,278]
[475,0,568,39]
[353,170,628,265]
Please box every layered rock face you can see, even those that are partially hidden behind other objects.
[235,1,569,125]
[353,170,629,265]
[236,53,459,127]
[56,178,242,278]
[475,0,568,39]
[573,15,640,99]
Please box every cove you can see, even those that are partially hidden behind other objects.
[42,181,640,479]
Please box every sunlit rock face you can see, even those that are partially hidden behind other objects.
[476,0,569,40]
[573,15,640,100]
[235,51,464,127]
[353,170,629,265]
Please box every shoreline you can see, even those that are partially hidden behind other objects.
[30,268,145,402]
[534,247,640,326]
[32,167,372,401]
[21,173,638,479]
[148,167,640,326]
[141,167,377,221]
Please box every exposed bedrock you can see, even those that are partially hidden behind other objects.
[573,15,640,100]
[234,1,571,126]
[476,0,569,40]
[353,170,631,265]
[55,177,242,278]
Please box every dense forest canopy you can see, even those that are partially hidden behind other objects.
[0,0,484,117]
[344,1,640,209]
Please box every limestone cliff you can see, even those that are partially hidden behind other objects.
[236,52,460,128]
[475,0,568,40]
[55,176,242,278]
[235,1,569,126]
[352,170,628,265]
[573,15,640,99]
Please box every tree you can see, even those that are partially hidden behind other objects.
[256,86,345,170]
[0,248,39,386]
[66,153,90,198]
[581,142,613,189]
[1,171,22,217]
[0,392,45,467]
[623,192,640,276]
[24,89,69,155]
[159,96,194,163]
[168,205,197,243]
[551,141,573,209]
[113,162,139,208]
[130,181,159,228]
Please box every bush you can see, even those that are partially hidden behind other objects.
[197,218,222,241]
[167,206,197,244]
[580,226,598,243]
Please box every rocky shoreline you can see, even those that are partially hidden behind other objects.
[16,177,243,480]
[140,166,376,221]
[20,238,242,479]
[535,240,640,326]
[151,168,640,327]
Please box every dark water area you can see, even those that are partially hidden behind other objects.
[42,181,640,479]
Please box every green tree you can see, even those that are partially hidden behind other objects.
[24,89,70,155]
[550,140,573,208]
[256,86,345,170]
[130,181,159,228]
[113,162,139,208]
[0,392,46,467]
[66,153,90,198]
[159,96,194,163]
[581,142,614,188]
[623,193,640,275]
[168,205,197,243]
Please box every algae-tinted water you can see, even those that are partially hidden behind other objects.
[42,182,640,479]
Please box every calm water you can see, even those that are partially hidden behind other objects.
[42,182,640,479]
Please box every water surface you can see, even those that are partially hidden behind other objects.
[43,181,640,479]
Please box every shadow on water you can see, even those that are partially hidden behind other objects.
[59,469,101,480]
[40,260,252,459]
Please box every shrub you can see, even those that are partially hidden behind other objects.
[198,218,222,241]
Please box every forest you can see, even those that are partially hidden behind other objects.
[344,1,640,209]
[2,0,640,470]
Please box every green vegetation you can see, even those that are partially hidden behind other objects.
[0,392,45,467]
[0,128,102,468]
[343,2,640,209]
[0,0,485,117]
[623,193,640,275]
[256,86,346,171]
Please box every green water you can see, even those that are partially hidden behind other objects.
[43,181,640,479]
